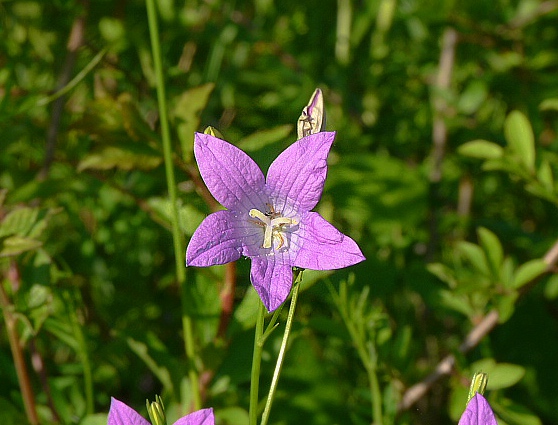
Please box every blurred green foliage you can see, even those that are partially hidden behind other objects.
[2,0,558,424]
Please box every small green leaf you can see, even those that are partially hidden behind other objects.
[77,144,162,171]
[0,207,38,238]
[458,241,490,275]
[238,124,294,152]
[495,292,517,323]
[537,159,553,191]
[544,274,558,300]
[0,236,42,257]
[477,227,503,276]
[504,110,535,171]
[512,259,547,289]
[487,363,525,389]
[458,140,504,160]
[437,289,475,317]
[493,398,542,425]
[173,83,215,163]
[539,98,558,111]
[427,263,458,288]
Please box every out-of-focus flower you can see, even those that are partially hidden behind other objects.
[186,131,365,312]
[108,397,214,425]
[458,393,498,425]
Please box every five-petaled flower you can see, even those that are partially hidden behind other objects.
[458,393,498,425]
[108,397,214,425]
[186,131,365,312]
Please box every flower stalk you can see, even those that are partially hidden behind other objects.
[249,301,267,425]
[145,0,200,410]
[260,268,304,425]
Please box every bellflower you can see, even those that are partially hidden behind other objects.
[186,131,365,312]
[458,393,498,425]
[108,398,214,425]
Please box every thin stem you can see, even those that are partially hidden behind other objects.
[0,265,38,425]
[63,289,94,415]
[249,301,266,425]
[260,270,303,425]
[145,0,200,410]
[367,347,383,425]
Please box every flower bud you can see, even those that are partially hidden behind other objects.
[297,88,326,139]
[146,395,167,425]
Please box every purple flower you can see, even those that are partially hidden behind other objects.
[186,131,365,312]
[458,393,498,425]
[108,398,214,425]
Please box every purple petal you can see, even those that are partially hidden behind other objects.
[251,255,293,312]
[186,210,243,267]
[458,393,498,425]
[108,398,150,425]
[194,133,267,211]
[173,408,215,425]
[266,132,335,212]
[293,212,365,270]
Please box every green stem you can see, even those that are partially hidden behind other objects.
[63,289,94,415]
[260,270,303,425]
[367,347,383,425]
[249,301,266,425]
[145,0,200,410]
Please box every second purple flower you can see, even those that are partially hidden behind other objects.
[186,131,365,312]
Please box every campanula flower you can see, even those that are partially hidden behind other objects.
[458,393,498,425]
[186,131,365,312]
[108,398,214,425]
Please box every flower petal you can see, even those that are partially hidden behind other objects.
[194,133,267,210]
[266,132,335,212]
[250,254,293,312]
[458,393,498,425]
[293,212,365,270]
[186,210,243,267]
[173,408,215,425]
[108,398,150,425]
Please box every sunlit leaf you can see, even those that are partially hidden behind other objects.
[512,259,547,289]
[477,227,503,277]
[504,110,535,172]
[77,144,162,171]
[458,140,504,160]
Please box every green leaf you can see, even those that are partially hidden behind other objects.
[457,241,490,275]
[458,140,504,160]
[127,337,174,395]
[477,227,503,276]
[512,259,547,289]
[504,110,536,171]
[238,124,294,152]
[0,236,42,257]
[493,398,542,425]
[437,289,475,317]
[0,207,38,238]
[427,263,458,288]
[544,274,558,300]
[537,159,554,191]
[77,144,162,171]
[487,363,525,389]
[495,292,517,323]
[173,83,215,163]
[539,97,558,111]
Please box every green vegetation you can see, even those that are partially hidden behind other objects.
[2,0,558,424]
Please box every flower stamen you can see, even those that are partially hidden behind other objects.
[249,208,299,249]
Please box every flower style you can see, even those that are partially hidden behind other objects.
[458,393,498,425]
[186,131,365,312]
[108,397,214,425]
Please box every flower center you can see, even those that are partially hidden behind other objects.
[249,205,299,250]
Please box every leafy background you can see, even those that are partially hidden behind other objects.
[2,0,558,424]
